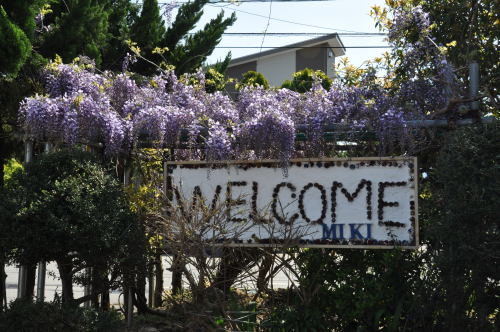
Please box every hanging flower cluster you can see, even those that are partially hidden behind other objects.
[18,63,441,161]
[19,7,454,163]
[386,5,459,113]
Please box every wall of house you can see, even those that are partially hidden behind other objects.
[327,48,336,78]
[225,61,257,81]
[256,52,296,87]
[296,42,328,74]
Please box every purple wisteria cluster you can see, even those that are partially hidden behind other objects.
[19,6,455,164]
[387,5,458,112]
[18,62,434,162]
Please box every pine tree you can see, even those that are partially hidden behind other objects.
[39,0,110,66]
[101,0,140,71]
[129,0,235,76]
[162,0,236,75]
[0,6,31,77]
[130,0,166,75]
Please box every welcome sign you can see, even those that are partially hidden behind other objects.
[165,157,418,249]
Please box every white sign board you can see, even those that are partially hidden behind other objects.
[165,158,418,249]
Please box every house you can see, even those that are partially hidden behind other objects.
[225,33,346,87]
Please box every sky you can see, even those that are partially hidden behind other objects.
[162,0,390,68]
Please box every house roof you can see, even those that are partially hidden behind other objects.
[228,33,346,67]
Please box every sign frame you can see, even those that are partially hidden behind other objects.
[165,157,419,249]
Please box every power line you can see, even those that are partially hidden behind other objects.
[208,3,371,33]
[207,32,387,36]
[259,0,273,55]
[158,1,383,35]
[214,46,391,48]
[160,0,339,3]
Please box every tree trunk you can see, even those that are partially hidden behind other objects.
[0,257,6,311]
[91,268,99,308]
[25,264,36,299]
[136,266,146,314]
[0,150,7,310]
[57,260,74,304]
[101,287,110,311]
[214,249,255,296]
[171,254,183,295]
[256,253,274,293]
[153,252,163,307]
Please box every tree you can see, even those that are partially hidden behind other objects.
[39,0,110,66]
[7,150,141,305]
[0,6,31,78]
[101,0,140,71]
[418,0,499,114]
[423,123,500,330]
[133,0,236,75]
[130,0,165,75]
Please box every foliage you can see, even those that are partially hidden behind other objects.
[0,298,123,332]
[101,0,139,71]
[0,5,31,78]
[204,67,226,93]
[6,149,140,303]
[281,68,332,93]
[130,0,165,75]
[2,158,22,183]
[237,70,269,90]
[421,122,500,330]
[38,0,110,66]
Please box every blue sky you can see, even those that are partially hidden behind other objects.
[164,0,390,68]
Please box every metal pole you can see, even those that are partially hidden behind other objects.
[35,262,46,302]
[35,143,53,302]
[469,62,480,111]
[123,164,134,327]
[83,144,95,309]
[18,141,33,299]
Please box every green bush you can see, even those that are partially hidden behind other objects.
[281,68,332,92]
[237,70,269,89]
[0,299,123,332]
[205,67,226,93]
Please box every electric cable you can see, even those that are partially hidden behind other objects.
[213,46,390,48]
[207,3,375,33]
[259,0,273,55]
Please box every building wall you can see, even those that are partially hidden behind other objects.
[226,42,337,91]
[256,52,296,87]
[296,42,328,74]
[327,48,336,78]
[225,61,257,81]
